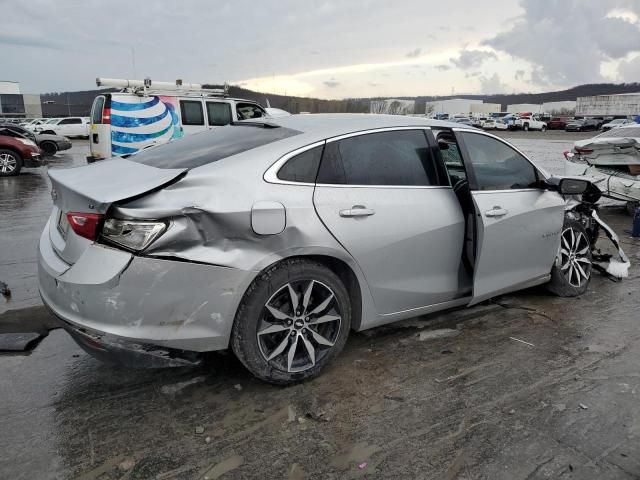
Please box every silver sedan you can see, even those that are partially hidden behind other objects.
[39,114,597,383]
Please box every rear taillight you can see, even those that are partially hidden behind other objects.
[575,147,593,155]
[102,107,111,125]
[67,212,104,241]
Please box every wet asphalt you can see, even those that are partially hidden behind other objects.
[1,131,640,479]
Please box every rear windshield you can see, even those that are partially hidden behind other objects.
[129,123,301,169]
[597,126,640,138]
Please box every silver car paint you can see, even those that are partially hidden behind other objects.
[38,114,568,354]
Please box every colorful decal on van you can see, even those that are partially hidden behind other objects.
[110,95,183,155]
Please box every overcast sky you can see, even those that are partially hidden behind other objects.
[2,0,640,98]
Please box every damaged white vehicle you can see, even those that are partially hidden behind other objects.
[565,123,640,214]
[39,115,627,384]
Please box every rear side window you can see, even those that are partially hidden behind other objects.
[207,102,232,126]
[59,118,81,124]
[129,124,301,169]
[277,145,323,183]
[91,96,105,124]
[317,130,438,186]
[180,100,204,125]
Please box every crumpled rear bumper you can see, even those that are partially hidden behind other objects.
[38,224,254,358]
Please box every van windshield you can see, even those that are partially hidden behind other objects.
[129,123,301,169]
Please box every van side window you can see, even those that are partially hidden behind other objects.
[206,102,232,126]
[180,100,204,126]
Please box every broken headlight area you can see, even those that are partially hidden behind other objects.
[101,218,167,252]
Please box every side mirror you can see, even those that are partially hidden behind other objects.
[558,178,589,195]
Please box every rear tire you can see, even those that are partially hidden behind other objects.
[547,218,592,297]
[541,125,547,132]
[0,149,22,176]
[231,259,351,385]
[40,141,58,156]
[523,123,529,131]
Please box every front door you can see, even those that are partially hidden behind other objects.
[313,128,465,315]
[456,130,565,305]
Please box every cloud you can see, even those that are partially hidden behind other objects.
[368,82,380,87]
[618,54,640,81]
[514,69,526,80]
[465,71,481,78]
[484,0,640,86]
[434,64,451,71]
[450,49,497,69]
[323,78,340,88]
[405,48,422,58]
[479,73,509,94]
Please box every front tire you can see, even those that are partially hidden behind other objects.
[40,141,58,156]
[231,259,351,385]
[523,123,529,131]
[0,149,22,176]
[541,125,547,132]
[547,218,592,297]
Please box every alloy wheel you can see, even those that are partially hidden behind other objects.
[0,153,17,173]
[559,227,592,288]
[257,279,341,373]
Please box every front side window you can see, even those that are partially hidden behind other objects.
[277,145,324,183]
[317,130,438,186]
[460,132,538,190]
[236,103,265,120]
[206,102,232,126]
[180,100,204,125]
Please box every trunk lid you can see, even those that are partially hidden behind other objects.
[48,158,186,264]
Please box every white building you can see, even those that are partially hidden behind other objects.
[507,103,543,113]
[0,80,21,94]
[470,103,501,114]
[576,93,640,116]
[425,98,483,116]
[370,99,415,115]
[542,101,576,113]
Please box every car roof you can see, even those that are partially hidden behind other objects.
[261,114,459,142]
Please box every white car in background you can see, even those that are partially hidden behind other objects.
[35,117,89,138]
[481,118,508,130]
[600,118,635,132]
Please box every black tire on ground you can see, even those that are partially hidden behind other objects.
[40,141,58,156]
[231,258,351,385]
[547,217,593,297]
[523,123,529,131]
[626,201,640,216]
[541,125,547,132]
[0,149,22,177]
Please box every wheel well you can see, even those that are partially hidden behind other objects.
[0,147,22,160]
[268,255,363,331]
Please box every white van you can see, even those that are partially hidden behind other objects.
[87,78,268,162]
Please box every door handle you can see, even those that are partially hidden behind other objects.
[485,207,508,217]
[339,205,375,217]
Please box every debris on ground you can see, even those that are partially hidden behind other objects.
[201,454,244,480]
[509,409,516,415]
[205,436,211,444]
[509,336,535,347]
[0,281,11,299]
[160,376,206,395]
[383,394,405,402]
[195,426,205,434]
[579,403,589,410]
[288,405,296,423]
[418,329,460,341]
[358,462,368,469]
[118,458,135,472]
[0,332,44,352]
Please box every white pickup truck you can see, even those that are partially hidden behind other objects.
[509,114,547,132]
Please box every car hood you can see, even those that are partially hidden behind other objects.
[48,158,187,214]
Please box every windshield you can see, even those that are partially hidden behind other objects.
[129,123,301,169]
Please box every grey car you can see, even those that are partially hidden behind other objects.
[0,123,72,156]
[38,114,597,384]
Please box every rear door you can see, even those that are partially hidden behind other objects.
[313,128,465,315]
[456,130,565,305]
[56,118,83,137]
[89,95,111,159]
[179,99,206,135]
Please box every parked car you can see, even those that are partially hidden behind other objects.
[565,118,600,132]
[481,118,508,130]
[547,117,572,130]
[39,115,612,384]
[600,118,635,132]
[0,130,43,176]
[0,123,72,156]
[34,117,90,138]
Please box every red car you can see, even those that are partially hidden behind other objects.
[0,130,43,176]
[547,117,571,130]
